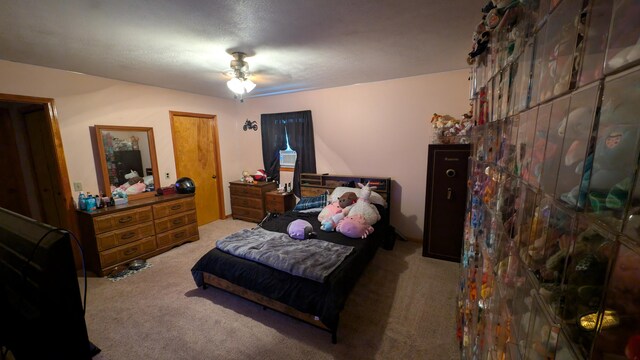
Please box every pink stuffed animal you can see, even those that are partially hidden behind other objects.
[336,215,374,239]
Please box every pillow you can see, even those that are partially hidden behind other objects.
[293,193,328,211]
[329,187,386,207]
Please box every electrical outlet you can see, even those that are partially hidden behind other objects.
[165,172,170,179]
[73,182,83,191]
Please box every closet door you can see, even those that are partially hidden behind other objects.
[423,144,470,262]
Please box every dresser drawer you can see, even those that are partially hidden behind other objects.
[96,222,155,251]
[99,236,157,268]
[156,223,199,249]
[230,184,263,197]
[152,198,195,218]
[265,198,285,213]
[231,206,264,222]
[93,207,153,234]
[230,195,263,208]
[154,210,197,233]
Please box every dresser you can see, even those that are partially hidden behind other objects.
[77,193,199,276]
[265,190,296,214]
[229,181,277,222]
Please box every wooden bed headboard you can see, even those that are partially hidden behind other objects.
[300,173,391,201]
[300,173,392,226]
[300,173,392,229]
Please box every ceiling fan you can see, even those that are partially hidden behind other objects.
[224,51,256,97]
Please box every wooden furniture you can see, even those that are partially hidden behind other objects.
[300,173,391,202]
[423,144,470,262]
[77,193,199,276]
[229,181,277,222]
[194,173,394,344]
[265,190,296,214]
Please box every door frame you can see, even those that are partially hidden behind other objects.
[0,93,80,266]
[168,111,225,219]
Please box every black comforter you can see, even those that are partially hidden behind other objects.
[191,207,387,330]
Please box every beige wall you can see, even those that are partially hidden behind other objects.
[0,60,248,214]
[0,60,470,240]
[241,70,471,240]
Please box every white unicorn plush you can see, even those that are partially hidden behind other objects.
[347,182,381,225]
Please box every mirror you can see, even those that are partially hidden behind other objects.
[95,125,160,200]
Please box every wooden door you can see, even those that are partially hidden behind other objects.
[170,112,224,225]
[24,108,63,226]
[0,107,30,216]
[423,144,471,262]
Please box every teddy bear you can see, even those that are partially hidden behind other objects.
[319,192,357,232]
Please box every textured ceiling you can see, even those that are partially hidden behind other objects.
[0,0,485,100]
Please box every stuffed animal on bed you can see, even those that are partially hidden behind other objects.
[347,183,381,226]
[319,192,357,232]
[287,219,315,240]
[336,215,374,239]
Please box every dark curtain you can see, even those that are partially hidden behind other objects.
[260,114,288,184]
[261,110,316,197]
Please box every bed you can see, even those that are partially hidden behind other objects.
[191,174,394,343]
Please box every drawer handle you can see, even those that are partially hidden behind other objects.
[119,216,133,223]
[124,247,138,256]
[172,219,183,225]
[171,204,182,210]
[174,231,186,239]
[121,231,136,240]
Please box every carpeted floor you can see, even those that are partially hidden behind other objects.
[82,218,460,360]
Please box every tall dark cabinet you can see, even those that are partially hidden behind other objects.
[422,144,470,262]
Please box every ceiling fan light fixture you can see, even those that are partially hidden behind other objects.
[243,79,256,93]
[226,51,256,95]
[227,77,245,94]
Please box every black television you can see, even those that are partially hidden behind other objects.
[0,207,93,359]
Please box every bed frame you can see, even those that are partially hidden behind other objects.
[201,173,392,343]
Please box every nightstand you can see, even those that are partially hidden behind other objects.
[229,181,277,222]
[265,190,296,214]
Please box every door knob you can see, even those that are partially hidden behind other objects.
[446,169,456,177]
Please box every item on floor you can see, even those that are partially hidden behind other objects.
[175,177,196,194]
[107,261,152,282]
[128,259,147,270]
